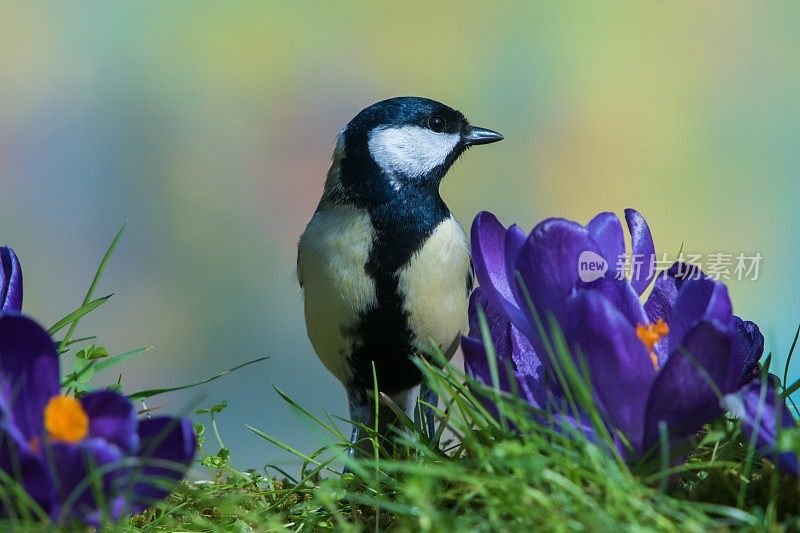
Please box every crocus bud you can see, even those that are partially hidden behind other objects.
[0,246,22,312]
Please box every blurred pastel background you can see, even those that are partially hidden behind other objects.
[1,2,798,471]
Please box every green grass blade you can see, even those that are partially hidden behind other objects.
[62,223,125,346]
[378,392,419,436]
[93,345,153,372]
[47,295,112,336]
[246,424,340,475]
[61,345,153,388]
[783,375,800,398]
[127,356,268,399]
[782,324,800,385]
[272,384,345,440]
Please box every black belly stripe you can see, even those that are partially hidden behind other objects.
[346,188,450,394]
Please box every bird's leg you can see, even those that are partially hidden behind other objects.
[385,386,417,425]
[346,388,370,464]
[381,387,415,458]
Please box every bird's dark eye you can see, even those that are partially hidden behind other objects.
[428,115,446,133]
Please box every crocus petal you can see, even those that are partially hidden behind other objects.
[514,218,601,337]
[644,263,712,364]
[667,278,733,358]
[514,370,546,409]
[542,411,616,457]
[471,212,527,329]
[624,209,655,295]
[128,417,195,512]
[586,212,625,276]
[81,390,140,455]
[0,419,54,516]
[83,496,129,529]
[0,315,60,441]
[644,266,681,325]
[567,290,654,450]
[0,247,22,313]
[510,323,541,380]
[464,289,546,413]
[502,224,529,321]
[471,212,510,300]
[642,320,737,453]
[463,292,516,417]
[461,324,513,392]
[467,289,512,356]
[463,335,517,417]
[47,438,124,524]
[462,334,501,389]
[576,277,647,328]
[644,262,709,326]
[510,323,548,409]
[734,316,764,386]
[722,375,799,475]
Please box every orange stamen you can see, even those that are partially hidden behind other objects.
[44,395,89,443]
[636,318,669,371]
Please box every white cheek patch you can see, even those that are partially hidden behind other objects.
[367,125,460,178]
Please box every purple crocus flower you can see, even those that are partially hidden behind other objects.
[0,313,196,524]
[463,209,798,471]
[723,375,799,475]
[1,246,23,312]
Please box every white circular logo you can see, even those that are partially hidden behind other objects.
[578,251,608,282]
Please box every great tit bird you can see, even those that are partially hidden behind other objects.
[297,96,502,455]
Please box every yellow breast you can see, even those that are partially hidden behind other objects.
[396,215,471,358]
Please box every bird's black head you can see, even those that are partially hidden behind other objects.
[327,97,502,206]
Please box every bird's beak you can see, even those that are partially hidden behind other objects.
[464,126,504,146]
